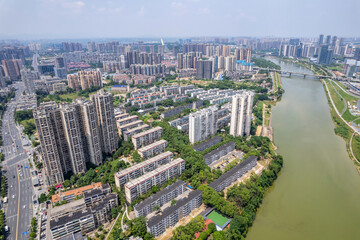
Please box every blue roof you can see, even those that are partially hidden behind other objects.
[113,85,127,88]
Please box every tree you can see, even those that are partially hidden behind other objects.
[132,151,142,163]
[130,217,150,239]
[152,204,161,212]
[38,193,47,203]
[171,199,177,206]
[230,215,248,237]
[213,231,226,240]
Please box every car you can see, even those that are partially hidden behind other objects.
[4,226,8,232]
[13,175,15,178]
[23,205,26,209]
[12,195,15,199]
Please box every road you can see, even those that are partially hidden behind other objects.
[2,82,34,240]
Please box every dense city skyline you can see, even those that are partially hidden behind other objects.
[1,0,359,39]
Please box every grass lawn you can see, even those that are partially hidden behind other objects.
[325,80,345,114]
[207,210,229,227]
[342,109,358,122]
[332,82,359,103]
[351,135,360,165]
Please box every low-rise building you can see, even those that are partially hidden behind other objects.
[115,151,173,188]
[204,142,235,165]
[52,182,104,205]
[118,120,144,135]
[209,156,257,192]
[193,136,222,152]
[137,139,168,159]
[131,127,163,149]
[124,158,185,203]
[134,180,186,217]
[50,209,95,240]
[147,190,202,237]
[123,124,150,141]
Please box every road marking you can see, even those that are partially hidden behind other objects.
[15,164,20,240]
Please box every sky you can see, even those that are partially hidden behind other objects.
[0,0,359,39]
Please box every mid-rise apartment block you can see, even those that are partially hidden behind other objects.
[124,158,185,203]
[132,127,163,149]
[230,92,254,137]
[134,180,186,217]
[147,190,202,237]
[115,151,173,188]
[137,139,168,159]
[189,106,217,144]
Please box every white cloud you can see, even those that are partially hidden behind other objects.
[137,6,146,16]
[199,7,210,14]
[171,2,184,8]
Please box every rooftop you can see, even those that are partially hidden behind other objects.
[208,156,257,190]
[124,158,184,189]
[52,182,102,203]
[115,151,173,178]
[134,180,185,211]
[193,136,222,152]
[147,190,202,228]
[137,139,168,153]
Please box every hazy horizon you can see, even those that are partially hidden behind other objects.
[1,0,359,40]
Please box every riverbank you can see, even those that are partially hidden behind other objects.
[277,57,360,171]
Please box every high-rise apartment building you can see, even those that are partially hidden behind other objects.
[235,48,252,62]
[34,93,114,185]
[318,34,324,45]
[189,106,217,144]
[58,103,87,175]
[317,45,333,65]
[325,35,332,45]
[67,70,102,91]
[1,59,22,81]
[195,59,213,79]
[91,90,117,154]
[20,68,39,94]
[34,102,66,185]
[74,98,103,166]
[229,92,255,137]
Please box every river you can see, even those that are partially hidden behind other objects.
[246,58,360,240]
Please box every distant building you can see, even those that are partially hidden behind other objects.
[21,68,39,94]
[196,59,213,79]
[1,59,22,81]
[317,45,333,65]
[68,70,102,91]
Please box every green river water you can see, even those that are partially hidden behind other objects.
[246,58,360,240]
